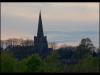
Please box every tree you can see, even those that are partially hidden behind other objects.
[74,56,100,72]
[38,51,64,72]
[0,51,16,72]
[13,58,28,72]
[26,54,43,72]
[76,38,95,59]
[80,38,95,52]
[49,42,56,50]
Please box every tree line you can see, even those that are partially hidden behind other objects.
[0,38,100,73]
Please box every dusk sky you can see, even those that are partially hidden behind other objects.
[1,2,99,48]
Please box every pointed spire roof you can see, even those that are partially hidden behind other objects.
[37,10,44,37]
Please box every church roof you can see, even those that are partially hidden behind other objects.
[37,11,44,37]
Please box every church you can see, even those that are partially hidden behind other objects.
[4,11,52,60]
[33,11,53,58]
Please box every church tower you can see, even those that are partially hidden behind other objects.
[34,11,50,57]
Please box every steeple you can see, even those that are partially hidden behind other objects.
[37,10,44,37]
[34,11,53,58]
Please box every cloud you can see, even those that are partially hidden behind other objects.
[1,3,99,48]
[1,3,99,23]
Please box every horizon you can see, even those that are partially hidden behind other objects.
[1,2,99,48]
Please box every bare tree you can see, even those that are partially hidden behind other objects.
[49,42,57,50]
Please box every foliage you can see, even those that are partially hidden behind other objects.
[0,37,100,73]
[37,51,64,72]
[25,54,43,72]
[13,60,27,72]
[0,51,16,72]
[38,63,64,72]
[73,56,100,72]
[75,38,95,59]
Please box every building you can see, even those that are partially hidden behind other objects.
[2,11,52,60]
[34,11,52,58]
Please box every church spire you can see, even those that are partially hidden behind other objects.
[37,10,44,37]
[34,10,52,58]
